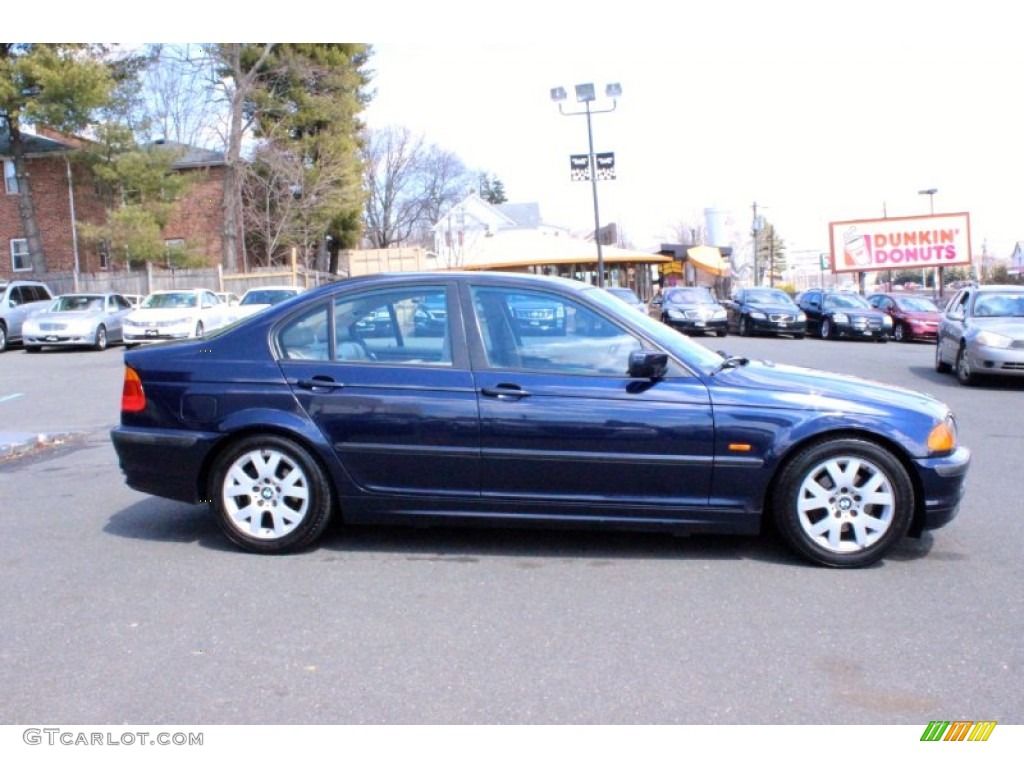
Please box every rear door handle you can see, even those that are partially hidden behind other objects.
[296,375,344,391]
[481,384,530,400]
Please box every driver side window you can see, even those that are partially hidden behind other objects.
[471,286,641,375]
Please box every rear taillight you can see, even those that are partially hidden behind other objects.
[121,367,146,413]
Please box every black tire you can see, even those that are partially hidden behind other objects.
[821,318,834,340]
[0,322,7,353]
[955,344,977,386]
[935,342,952,373]
[893,323,906,342]
[195,321,204,339]
[794,333,805,340]
[877,335,889,344]
[209,434,334,554]
[739,316,752,337]
[25,344,41,353]
[93,325,108,351]
[716,328,728,338]
[772,437,914,568]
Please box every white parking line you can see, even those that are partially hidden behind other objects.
[0,393,25,404]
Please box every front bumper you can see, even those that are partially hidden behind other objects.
[965,343,1024,377]
[748,316,806,336]
[911,445,971,534]
[665,317,728,335]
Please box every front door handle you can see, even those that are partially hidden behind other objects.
[481,384,530,400]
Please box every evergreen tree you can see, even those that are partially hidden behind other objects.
[0,43,116,272]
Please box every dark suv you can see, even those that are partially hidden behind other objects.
[796,288,892,342]
[0,279,55,352]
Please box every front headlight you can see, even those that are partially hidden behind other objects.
[833,313,849,324]
[750,311,767,320]
[667,309,685,319]
[712,308,726,319]
[975,330,1014,349]
[882,316,893,327]
[797,312,806,321]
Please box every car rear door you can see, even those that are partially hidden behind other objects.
[277,282,480,498]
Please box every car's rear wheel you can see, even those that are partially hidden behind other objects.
[210,435,334,554]
[772,438,914,568]
[955,344,977,386]
[93,325,107,351]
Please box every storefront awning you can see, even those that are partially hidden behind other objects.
[686,245,731,277]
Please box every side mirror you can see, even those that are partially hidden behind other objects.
[628,350,668,380]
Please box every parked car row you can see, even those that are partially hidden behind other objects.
[0,280,305,353]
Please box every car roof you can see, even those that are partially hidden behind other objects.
[298,271,599,301]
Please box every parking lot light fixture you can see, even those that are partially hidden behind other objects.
[550,81,621,288]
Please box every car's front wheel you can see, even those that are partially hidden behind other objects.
[209,435,334,554]
[0,322,7,353]
[821,318,834,340]
[772,438,914,567]
[893,323,906,342]
[93,325,107,351]
[194,321,204,339]
[739,316,752,337]
[935,342,952,373]
[955,344,977,386]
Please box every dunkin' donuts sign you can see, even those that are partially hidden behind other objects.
[828,213,971,274]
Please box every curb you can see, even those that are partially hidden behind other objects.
[0,432,79,461]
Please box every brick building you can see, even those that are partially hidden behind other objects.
[1,128,107,278]
[1,129,230,280]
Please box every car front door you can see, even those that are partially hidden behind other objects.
[466,283,714,518]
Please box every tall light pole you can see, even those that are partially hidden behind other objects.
[551,82,621,288]
[751,202,765,287]
[918,187,939,296]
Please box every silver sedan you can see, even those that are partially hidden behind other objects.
[935,284,1024,385]
[22,293,135,352]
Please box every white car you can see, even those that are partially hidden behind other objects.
[123,289,232,346]
[231,286,304,321]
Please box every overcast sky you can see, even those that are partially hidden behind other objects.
[357,2,1021,262]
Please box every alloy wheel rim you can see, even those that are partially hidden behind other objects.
[796,455,895,553]
[222,448,310,539]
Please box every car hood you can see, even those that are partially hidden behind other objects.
[967,317,1024,338]
[29,310,103,320]
[709,358,947,418]
[128,308,197,320]
[745,302,800,313]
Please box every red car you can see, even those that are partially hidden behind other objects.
[868,293,941,342]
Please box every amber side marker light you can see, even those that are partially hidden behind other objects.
[927,420,956,453]
[121,367,146,412]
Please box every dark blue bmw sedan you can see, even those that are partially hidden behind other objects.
[111,272,970,567]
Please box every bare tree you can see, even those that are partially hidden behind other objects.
[362,126,472,249]
[141,44,225,147]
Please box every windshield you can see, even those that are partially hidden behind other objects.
[664,288,717,305]
[824,293,870,310]
[52,295,104,312]
[583,285,727,374]
[142,292,197,309]
[241,289,297,306]
[973,292,1024,317]
[607,288,640,303]
[896,296,939,312]
[746,289,794,306]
